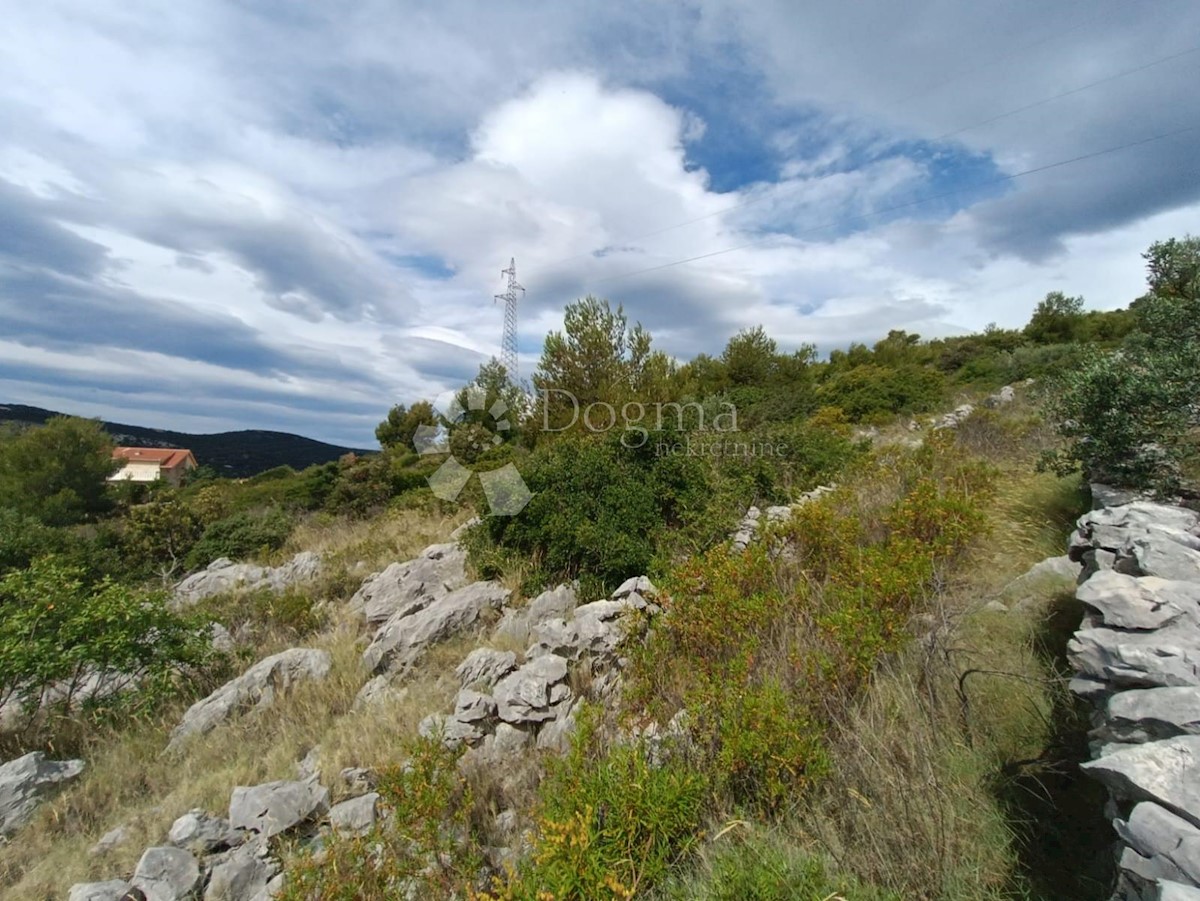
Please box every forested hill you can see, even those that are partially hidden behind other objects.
[0,403,372,478]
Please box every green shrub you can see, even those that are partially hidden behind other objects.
[122,498,205,580]
[0,508,63,575]
[0,556,212,726]
[191,585,326,643]
[480,433,711,592]
[184,508,294,569]
[816,363,944,421]
[628,438,994,812]
[480,710,708,901]
[0,415,117,525]
[281,738,482,901]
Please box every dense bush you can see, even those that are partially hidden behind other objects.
[184,508,294,570]
[478,433,712,592]
[1045,236,1200,491]
[479,710,708,901]
[122,498,205,580]
[0,556,213,726]
[816,363,945,421]
[0,508,62,576]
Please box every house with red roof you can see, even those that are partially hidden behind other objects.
[109,447,198,487]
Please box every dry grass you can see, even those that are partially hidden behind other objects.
[285,506,472,575]
[0,504,492,900]
[789,457,1088,898]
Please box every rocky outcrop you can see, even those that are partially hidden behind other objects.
[932,403,975,430]
[73,778,308,900]
[418,577,661,766]
[348,542,468,626]
[362,580,510,675]
[1067,491,1200,900]
[0,751,85,836]
[167,649,332,752]
[173,552,322,609]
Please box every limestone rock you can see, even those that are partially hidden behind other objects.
[493,655,570,724]
[352,675,408,710]
[168,649,332,751]
[612,576,658,600]
[68,881,132,901]
[0,751,85,836]
[418,713,483,749]
[1082,736,1200,829]
[167,808,241,854]
[1115,802,1200,885]
[454,689,497,723]
[1158,882,1200,900]
[349,543,467,626]
[329,792,379,837]
[1068,625,1200,689]
[229,778,329,838]
[204,838,280,901]
[173,552,321,609]
[363,581,509,674]
[536,700,579,753]
[456,648,518,689]
[493,584,579,646]
[1077,570,1199,631]
[131,846,202,901]
[1104,687,1200,744]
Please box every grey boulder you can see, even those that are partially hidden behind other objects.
[167,648,332,751]
[168,808,241,854]
[1068,625,1200,689]
[456,648,518,689]
[173,552,321,609]
[229,778,329,838]
[329,792,379,837]
[131,846,202,901]
[363,581,509,674]
[1077,570,1199,631]
[68,882,132,901]
[204,839,280,901]
[0,751,85,836]
[1082,736,1200,829]
[1103,687,1200,744]
[1115,801,1200,885]
[349,543,467,626]
[493,655,570,724]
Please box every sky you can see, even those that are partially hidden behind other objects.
[1,0,1198,447]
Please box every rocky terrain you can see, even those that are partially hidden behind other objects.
[17,522,665,900]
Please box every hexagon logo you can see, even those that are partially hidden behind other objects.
[415,388,531,516]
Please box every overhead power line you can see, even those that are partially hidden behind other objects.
[590,121,1200,285]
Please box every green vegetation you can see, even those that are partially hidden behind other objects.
[1045,235,1200,491]
[0,416,116,525]
[1,235,1193,900]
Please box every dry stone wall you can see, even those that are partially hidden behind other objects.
[1067,489,1200,901]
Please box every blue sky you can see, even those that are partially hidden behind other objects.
[1,0,1198,445]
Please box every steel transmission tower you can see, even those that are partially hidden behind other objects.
[494,258,523,383]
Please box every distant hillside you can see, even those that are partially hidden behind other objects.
[0,403,374,478]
